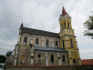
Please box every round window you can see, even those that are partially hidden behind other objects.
[38,54,41,58]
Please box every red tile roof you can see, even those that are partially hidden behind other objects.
[82,59,93,65]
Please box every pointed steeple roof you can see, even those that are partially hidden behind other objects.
[20,23,23,29]
[62,6,67,16]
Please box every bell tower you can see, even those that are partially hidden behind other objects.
[59,6,81,65]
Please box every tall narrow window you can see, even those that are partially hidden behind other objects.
[73,59,76,64]
[51,55,54,62]
[64,22,66,28]
[61,24,63,30]
[62,55,65,62]
[36,38,39,46]
[70,39,73,48]
[68,23,70,29]
[55,41,58,47]
[46,40,49,47]
[24,37,27,45]
[62,40,65,48]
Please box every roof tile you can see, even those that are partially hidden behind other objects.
[22,27,59,38]
[82,59,93,65]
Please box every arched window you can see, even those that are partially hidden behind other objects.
[68,22,70,29]
[62,55,65,62]
[73,59,76,64]
[24,37,27,45]
[36,38,39,46]
[62,40,65,48]
[70,39,73,48]
[61,24,63,30]
[55,41,58,47]
[46,40,49,47]
[64,22,66,28]
[51,55,54,62]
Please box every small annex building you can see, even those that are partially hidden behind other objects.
[82,59,93,65]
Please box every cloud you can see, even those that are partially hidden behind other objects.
[80,48,93,59]
[0,0,93,59]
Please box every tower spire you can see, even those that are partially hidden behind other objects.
[62,6,67,16]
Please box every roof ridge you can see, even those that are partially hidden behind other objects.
[22,27,59,38]
[23,27,59,34]
[82,59,93,60]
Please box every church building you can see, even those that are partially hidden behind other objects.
[6,7,81,66]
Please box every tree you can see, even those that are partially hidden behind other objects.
[84,15,93,39]
[0,55,6,63]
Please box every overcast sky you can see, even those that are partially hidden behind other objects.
[0,0,93,59]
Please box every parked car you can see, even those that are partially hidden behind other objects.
[0,63,5,70]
